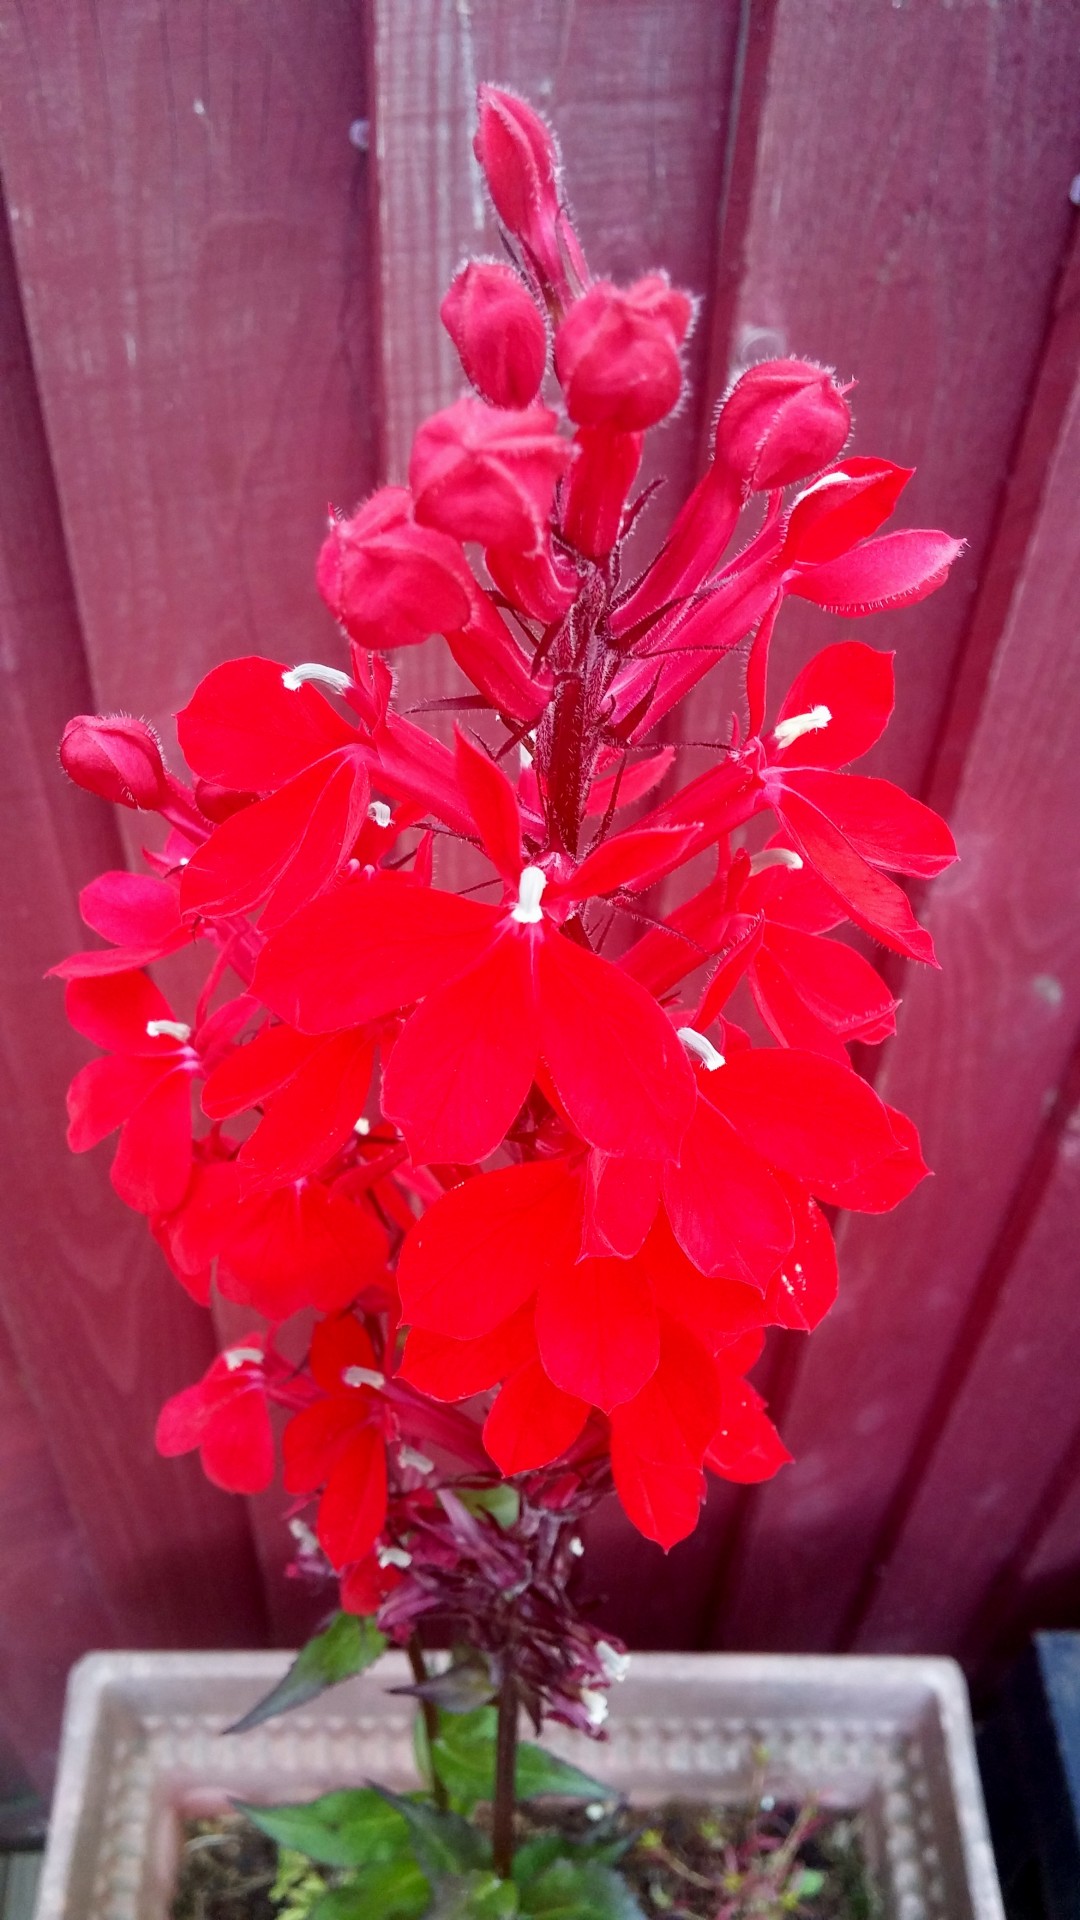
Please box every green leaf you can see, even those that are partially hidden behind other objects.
[791,1866,826,1899]
[371,1787,489,1880]
[456,1485,521,1530]
[229,1614,386,1733]
[519,1859,646,1919]
[432,1709,610,1815]
[306,1859,430,1920]
[238,1787,409,1868]
[426,1870,520,1917]
[511,1837,564,1887]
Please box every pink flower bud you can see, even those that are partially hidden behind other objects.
[714,360,851,492]
[59,714,168,809]
[409,397,573,552]
[317,487,475,649]
[441,261,547,409]
[555,276,693,432]
[474,86,565,288]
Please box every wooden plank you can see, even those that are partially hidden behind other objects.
[715,209,1080,1654]
[0,171,266,1656]
[846,1052,1080,1658]
[0,0,379,755]
[705,0,1080,796]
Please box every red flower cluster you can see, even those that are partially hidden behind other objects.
[55,84,960,1634]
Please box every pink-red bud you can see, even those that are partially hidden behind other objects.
[59,714,168,809]
[441,261,547,409]
[409,397,573,552]
[474,86,564,288]
[555,276,693,432]
[714,360,851,493]
[317,487,475,649]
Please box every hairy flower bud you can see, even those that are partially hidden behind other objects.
[59,714,168,809]
[474,85,565,288]
[555,276,693,432]
[441,260,547,409]
[317,487,474,649]
[410,396,573,552]
[714,359,851,493]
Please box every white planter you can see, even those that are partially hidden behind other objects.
[34,1650,1003,1920]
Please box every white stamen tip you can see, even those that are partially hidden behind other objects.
[376,1544,412,1569]
[223,1346,263,1370]
[677,1027,725,1072]
[568,1536,585,1558]
[368,801,392,828]
[748,847,804,875]
[288,1517,320,1555]
[772,704,831,750]
[580,1689,609,1729]
[597,1641,631,1682]
[281,662,352,694]
[145,1019,191,1042]
[342,1365,385,1390]
[353,1116,371,1136]
[399,1446,435,1475]
[511,864,547,924]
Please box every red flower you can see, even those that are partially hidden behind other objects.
[441,259,548,410]
[555,276,694,432]
[64,972,201,1214]
[409,398,573,552]
[50,871,192,980]
[283,1316,391,1569]
[60,713,169,810]
[255,738,698,1166]
[156,1333,274,1494]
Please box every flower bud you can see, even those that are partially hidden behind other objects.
[59,714,168,809]
[441,260,547,409]
[714,360,851,493]
[555,276,693,432]
[409,397,573,552]
[474,85,564,289]
[317,487,474,649]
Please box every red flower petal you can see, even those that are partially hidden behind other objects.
[823,1101,928,1212]
[535,1244,659,1411]
[66,1054,169,1150]
[774,642,895,769]
[202,1024,316,1119]
[454,729,523,880]
[110,1067,193,1213]
[219,1182,386,1321]
[772,785,938,964]
[783,769,956,879]
[317,1428,387,1569]
[382,931,538,1165]
[538,933,695,1159]
[583,1154,661,1258]
[398,1159,582,1339]
[751,924,898,1056]
[762,1179,838,1331]
[704,1049,900,1197]
[483,1359,589,1473]
[239,1031,374,1188]
[65,972,179,1056]
[558,824,701,902]
[662,1094,793,1286]
[398,1304,537,1401]
[309,1314,381,1395]
[199,1387,275,1494]
[177,656,356,791]
[79,871,183,947]
[609,1321,722,1548]
[789,528,963,614]
[254,872,499,1034]
[705,1375,793,1485]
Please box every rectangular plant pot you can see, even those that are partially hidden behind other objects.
[34,1649,1003,1920]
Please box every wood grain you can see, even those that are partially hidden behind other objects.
[0,171,265,1708]
[703,0,1080,796]
[716,217,1080,1653]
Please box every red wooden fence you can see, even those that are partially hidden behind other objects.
[1,0,1079,1803]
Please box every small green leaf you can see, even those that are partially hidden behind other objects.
[426,1869,520,1916]
[511,1836,564,1887]
[520,1858,647,1919]
[306,1858,430,1920]
[433,1708,610,1814]
[238,1787,409,1868]
[791,1866,826,1899]
[229,1614,387,1733]
[457,1485,521,1530]
[371,1787,489,1879]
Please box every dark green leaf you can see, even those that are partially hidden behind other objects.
[307,1858,430,1920]
[371,1786,489,1879]
[432,1709,610,1816]
[520,1859,647,1919]
[237,1788,408,1868]
[228,1614,386,1733]
[511,1837,564,1886]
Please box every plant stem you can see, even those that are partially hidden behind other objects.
[491,1670,519,1879]
[406,1634,448,1812]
